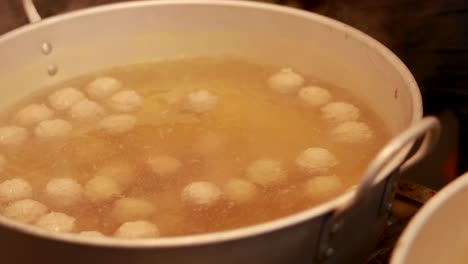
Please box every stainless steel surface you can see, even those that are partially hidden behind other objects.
[0,1,434,263]
[391,172,468,264]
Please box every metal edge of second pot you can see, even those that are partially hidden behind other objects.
[390,172,468,264]
[0,0,423,249]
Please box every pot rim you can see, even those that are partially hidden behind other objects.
[391,172,468,264]
[0,0,422,248]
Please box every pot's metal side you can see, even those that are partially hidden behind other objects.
[318,171,397,264]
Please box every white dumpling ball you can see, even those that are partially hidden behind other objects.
[68,99,106,122]
[48,87,85,111]
[0,178,32,203]
[98,114,137,134]
[246,159,287,187]
[14,104,54,127]
[86,77,122,100]
[111,198,155,223]
[147,155,182,178]
[0,126,29,148]
[106,90,143,113]
[34,119,72,139]
[304,175,344,199]
[224,178,257,204]
[296,148,338,176]
[321,102,360,123]
[94,161,136,187]
[3,199,48,224]
[181,181,223,207]
[0,154,5,173]
[114,220,160,239]
[298,86,332,107]
[84,176,122,203]
[184,89,218,114]
[267,68,305,94]
[79,231,105,237]
[331,121,374,144]
[45,178,83,208]
[35,212,75,233]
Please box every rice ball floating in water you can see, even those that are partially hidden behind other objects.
[331,121,374,144]
[114,220,160,239]
[0,126,29,148]
[321,102,360,123]
[48,87,85,111]
[0,178,32,203]
[84,176,122,203]
[181,181,223,207]
[79,231,105,237]
[147,155,182,178]
[296,148,338,176]
[304,175,344,200]
[267,68,305,94]
[44,178,83,208]
[34,119,72,139]
[298,86,332,108]
[184,89,218,114]
[106,90,143,113]
[68,99,106,122]
[86,77,122,101]
[246,159,287,187]
[111,197,155,223]
[224,178,258,204]
[3,199,48,224]
[94,160,136,187]
[14,104,54,127]
[35,212,75,233]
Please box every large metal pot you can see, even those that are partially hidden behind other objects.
[0,1,440,263]
[391,171,468,264]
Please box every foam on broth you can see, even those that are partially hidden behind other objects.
[0,57,389,238]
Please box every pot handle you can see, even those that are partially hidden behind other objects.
[335,116,441,219]
[22,0,42,23]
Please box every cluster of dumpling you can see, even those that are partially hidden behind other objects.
[177,80,354,206]
[79,159,159,239]
[145,153,227,208]
[267,68,374,144]
[220,153,342,203]
[267,68,373,200]
[0,159,160,239]
[0,77,143,153]
[295,147,344,199]
[145,153,259,209]
[0,77,155,238]
[0,81,235,238]
[0,177,76,233]
[179,153,345,207]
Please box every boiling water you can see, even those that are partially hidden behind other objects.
[0,57,389,237]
